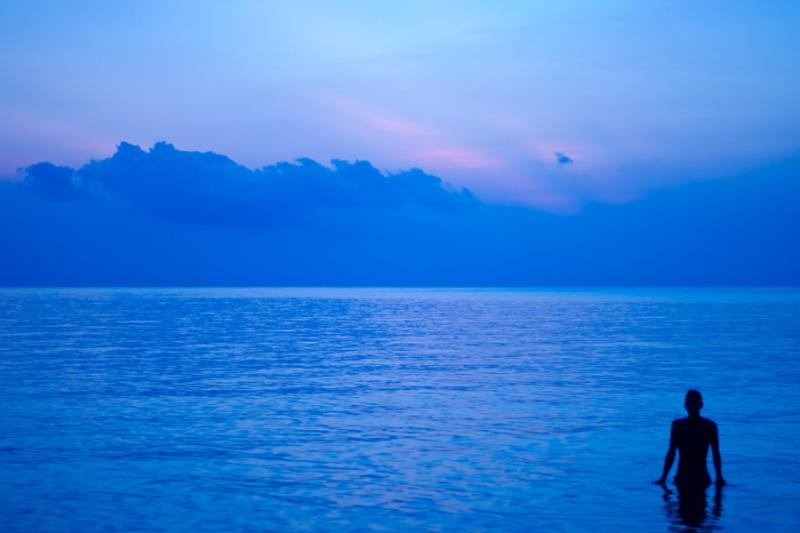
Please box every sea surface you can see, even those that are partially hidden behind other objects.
[0,288,799,532]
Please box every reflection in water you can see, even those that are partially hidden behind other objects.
[662,484,723,532]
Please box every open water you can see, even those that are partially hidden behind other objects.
[0,288,798,531]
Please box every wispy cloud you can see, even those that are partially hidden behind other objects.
[325,97,433,138]
[413,146,497,170]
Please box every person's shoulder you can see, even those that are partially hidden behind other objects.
[699,416,718,429]
[672,417,688,427]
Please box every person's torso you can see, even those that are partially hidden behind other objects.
[675,417,713,474]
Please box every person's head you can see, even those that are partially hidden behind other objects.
[684,389,703,416]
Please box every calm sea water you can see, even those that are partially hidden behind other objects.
[0,288,798,532]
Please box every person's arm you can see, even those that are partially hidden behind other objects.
[711,422,726,485]
[655,421,677,484]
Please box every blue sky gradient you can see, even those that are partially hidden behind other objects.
[2,1,798,208]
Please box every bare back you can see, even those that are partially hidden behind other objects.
[671,416,718,487]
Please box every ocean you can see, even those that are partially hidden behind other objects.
[1,288,798,531]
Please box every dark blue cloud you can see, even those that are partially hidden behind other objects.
[65,142,479,226]
[555,152,573,165]
[1,143,798,286]
[24,162,87,201]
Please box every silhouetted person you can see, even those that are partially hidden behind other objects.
[656,389,726,528]
[656,389,726,488]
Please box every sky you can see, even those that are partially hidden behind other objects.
[0,1,798,285]
[1,0,798,209]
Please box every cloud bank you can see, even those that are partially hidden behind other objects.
[22,142,479,226]
[1,142,798,286]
